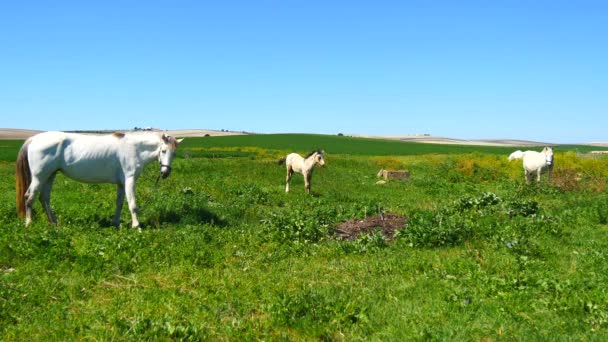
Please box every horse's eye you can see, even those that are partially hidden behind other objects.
[161,149,167,154]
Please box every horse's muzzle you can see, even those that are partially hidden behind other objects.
[160,165,172,179]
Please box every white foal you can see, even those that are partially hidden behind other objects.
[278,150,326,193]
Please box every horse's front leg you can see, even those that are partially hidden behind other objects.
[524,170,531,184]
[124,177,140,229]
[304,172,311,194]
[537,169,542,182]
[112,183,125,227]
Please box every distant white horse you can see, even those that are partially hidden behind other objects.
[278,150,325,193]
[16,131,183,229]
[508,147,554,183]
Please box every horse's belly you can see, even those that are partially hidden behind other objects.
[61,161,121,184]
[524,161,546,173]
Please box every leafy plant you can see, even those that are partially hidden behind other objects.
[262,206,335,245]
[270,286,369,337]
[505,199,539,217]
[596,203,608,225]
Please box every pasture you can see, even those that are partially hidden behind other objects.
[1,134,608,340]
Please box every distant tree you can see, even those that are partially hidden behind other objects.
[337,133,344,136]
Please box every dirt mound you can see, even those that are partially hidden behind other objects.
[333,213,408,241]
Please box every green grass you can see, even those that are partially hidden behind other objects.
[0,140,23,162]
[2,134,608,340]
[180,133,608,157]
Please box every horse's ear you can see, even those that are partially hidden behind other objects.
[161,133,168,141]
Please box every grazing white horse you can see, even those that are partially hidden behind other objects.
[278,150,325,193]
[508,147,554,183]
[16,131,183,229]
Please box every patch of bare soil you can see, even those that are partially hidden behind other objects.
[0,129,43,140]
[333,213,408,241]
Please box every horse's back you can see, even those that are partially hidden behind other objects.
[285,153,302,163]
[522,151,546,171]
[28,132,124,183]
[27,132,70,171]
[28,131,68,153]
[285,153,305,172]
[29,132,119,161]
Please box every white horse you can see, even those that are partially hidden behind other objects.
[278,150,325,193]
[16,131,183,229]
[508,147,554,183]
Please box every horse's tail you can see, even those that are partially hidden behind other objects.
[278,157,286,165]
[508,150,524,161]
[16,140,32,218]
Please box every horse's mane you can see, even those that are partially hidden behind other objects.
[164,135,179,149]
[112,131,179,148]
[305,149,324,158]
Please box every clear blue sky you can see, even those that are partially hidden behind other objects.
[1,1,606,143]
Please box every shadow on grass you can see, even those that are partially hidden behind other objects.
[93,207,227,230]
[147,206,227,228]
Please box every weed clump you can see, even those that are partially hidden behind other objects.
[270,286,369,338]
[262,206,335,245]
[398,192,559,249]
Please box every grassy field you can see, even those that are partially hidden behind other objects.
[1,134,608,340]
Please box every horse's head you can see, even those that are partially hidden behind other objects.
[543,147,554,167]
[314,150,326,167]
[158,134,184,179]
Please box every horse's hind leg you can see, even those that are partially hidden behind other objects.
[112,183,125,227]
[39,172,58,225]
[24,177,43,226]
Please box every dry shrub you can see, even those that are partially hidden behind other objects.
[559,152,608,178]
[551,167,607,192]
[548,152,608,192]
[551,168,581,191]
[587,177,607,192]
[454,154,512,182]
[456,158,476,178]
[371,157,406,170]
